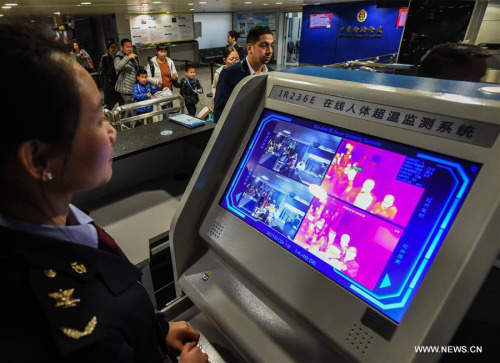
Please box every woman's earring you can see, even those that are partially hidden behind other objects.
[46,172,53,181]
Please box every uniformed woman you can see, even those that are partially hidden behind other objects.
[0,21,208,363]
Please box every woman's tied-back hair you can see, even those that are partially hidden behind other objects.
[0,21,81,166]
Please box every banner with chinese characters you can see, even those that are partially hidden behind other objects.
[268,85,498,147]
[129,13,194,45]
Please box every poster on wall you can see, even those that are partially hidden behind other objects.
[237,12,276,38]
[129,13,194,45]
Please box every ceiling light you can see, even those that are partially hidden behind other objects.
[81,2,92,5]
[152,1,161,3]
[142,3,149,5]
[0,14,4,16]
[54,11,60,15]
[5,3,18,6]
[1,6,11,9]
[245,1,252,3]
[276,1,283,4]
[188,2,194,4]
[190,8,194,10]
[199,1,207,3]
[263,2,269,4]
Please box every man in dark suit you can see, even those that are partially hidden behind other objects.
[226,30,245,61]
[214,26,274,123]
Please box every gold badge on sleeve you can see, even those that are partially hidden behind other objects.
[61,316,97,340]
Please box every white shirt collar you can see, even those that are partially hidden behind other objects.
[245,57,269,75]
[0,204,98,249]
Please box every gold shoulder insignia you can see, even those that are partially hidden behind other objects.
[48,288,81,308]
[61,316,97,340]
[71,262,87,274]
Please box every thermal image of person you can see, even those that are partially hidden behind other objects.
[318,228,336,253]
[353,179,376,210]
[371,194,398,220]
[308,218,326,246]
[331,247,359,278]
[329,233,351,259]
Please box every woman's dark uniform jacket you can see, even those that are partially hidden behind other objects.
[0,225,169,362]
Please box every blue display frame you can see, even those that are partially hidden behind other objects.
[220,109,481,323]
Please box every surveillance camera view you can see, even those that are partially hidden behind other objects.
[220,109,481,323]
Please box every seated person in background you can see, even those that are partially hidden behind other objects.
[132,68,160,126]
[0,21,207,363]
[417,43,490,82]
[371,194,397,220]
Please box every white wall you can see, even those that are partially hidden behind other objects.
[115,12,131,42]
[194,13,232,49]
[477,2,500,43]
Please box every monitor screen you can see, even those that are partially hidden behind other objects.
[220,109,481,323]
[396,8,408,28]
[309,13,333,29]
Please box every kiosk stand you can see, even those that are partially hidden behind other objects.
[170,67,500,362]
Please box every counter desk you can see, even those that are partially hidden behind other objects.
[72,120,215,307]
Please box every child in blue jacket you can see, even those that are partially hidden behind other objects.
[132,68,160,125]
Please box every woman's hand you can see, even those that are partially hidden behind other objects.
[166,321,200,352]
[178,341,209,363]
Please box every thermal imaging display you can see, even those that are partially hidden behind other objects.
[220,109,481,323]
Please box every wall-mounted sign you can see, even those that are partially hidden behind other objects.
[396,8,408,28]
[339,24,383,39]
[129,13,194,45]
[309,13,333,29]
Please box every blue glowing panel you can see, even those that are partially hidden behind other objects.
[220,109,481,323]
